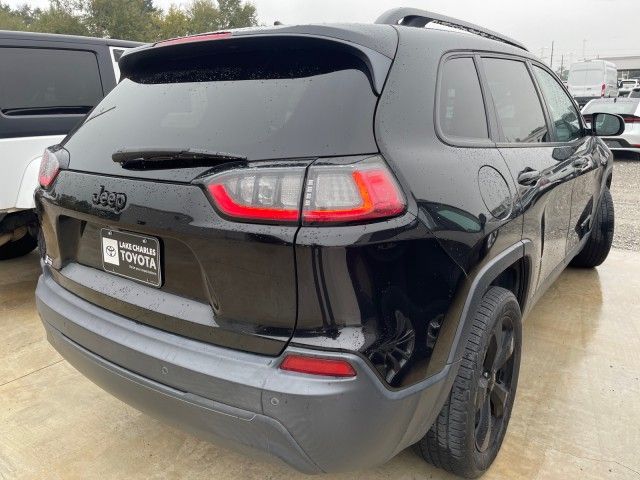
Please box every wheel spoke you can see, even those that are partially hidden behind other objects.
[493,329,514,371]
[491,382,509,418]
[476,376,489,409]
[476,396,492,452]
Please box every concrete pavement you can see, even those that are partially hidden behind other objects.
[1,249,639,479]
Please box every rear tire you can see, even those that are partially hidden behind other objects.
[570,188,614,268]
[0,232,38,260]
[418,287,522,478]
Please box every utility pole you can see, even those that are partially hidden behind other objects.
[550,41,555,69]
[560,54,564,78]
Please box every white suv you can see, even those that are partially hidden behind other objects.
[0,31,140,259]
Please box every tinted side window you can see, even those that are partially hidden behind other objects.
[0,48,103,115]
[483,58,549,143]
[533,66,582,142]
[438,57,488,140]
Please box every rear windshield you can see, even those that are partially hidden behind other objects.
[622,80,638,87]
[64,44,379,175]
[0,47,102,115]
[568,67,603,86]
[582,99,640,115]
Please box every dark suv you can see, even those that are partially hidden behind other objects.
[35,8,621,478]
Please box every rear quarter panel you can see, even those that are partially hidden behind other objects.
[374,28,526,375]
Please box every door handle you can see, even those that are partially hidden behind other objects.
[517,168,541,186]
[572,158,589,168]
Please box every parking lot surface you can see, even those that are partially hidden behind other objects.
[2,246,639,479]
[611,160,640,252]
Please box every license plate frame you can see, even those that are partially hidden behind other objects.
[100,228,162,287]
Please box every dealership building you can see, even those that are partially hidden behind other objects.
[600,56,640,80]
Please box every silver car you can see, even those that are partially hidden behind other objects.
[619,79,640,97]
[582,97,640,157]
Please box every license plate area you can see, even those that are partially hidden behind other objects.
[100,229,162,287]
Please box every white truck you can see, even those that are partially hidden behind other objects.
[0,31,140,259]
[567,59,619,108]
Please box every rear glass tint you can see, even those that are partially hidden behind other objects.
[65,44,379,177]
[438,57,488,140]
[0,48,102,114]
[484,58,548,143]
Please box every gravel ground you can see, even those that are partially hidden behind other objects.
[611,159,640,252]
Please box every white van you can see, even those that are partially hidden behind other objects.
[568,60,618,108]
[0,31,140,259]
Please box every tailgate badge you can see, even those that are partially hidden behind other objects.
[92,186,127,212]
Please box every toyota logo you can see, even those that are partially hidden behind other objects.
[105,245,117,257]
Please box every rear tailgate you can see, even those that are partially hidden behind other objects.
[37,31,394,355]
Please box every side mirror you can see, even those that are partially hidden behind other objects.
[591,112,625,137]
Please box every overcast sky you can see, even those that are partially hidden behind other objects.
[6,0,639,66]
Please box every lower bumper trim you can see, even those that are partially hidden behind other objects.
[44,322,322,474]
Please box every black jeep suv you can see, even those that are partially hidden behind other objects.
[35,8,621,478]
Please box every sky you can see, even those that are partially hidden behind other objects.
[5,0,639,67]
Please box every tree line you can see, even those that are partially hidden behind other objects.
[0,0,258,42]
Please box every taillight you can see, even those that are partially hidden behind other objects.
[206,167,306,223]
[622,115,640,124]
[38,147,69,189]
[204,157,406,225]
[280,354,356,378]
[601,83,606,97]
[303,160,405,224]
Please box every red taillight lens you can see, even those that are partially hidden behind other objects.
[622,115,640,124]
[280,354,356,377]
[38,149,61,189]
[204,158,406,225]
[302,161,405,224]
[206,167,305,223]
[601,83,606,97]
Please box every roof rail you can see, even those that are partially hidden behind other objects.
[375,8,528,52]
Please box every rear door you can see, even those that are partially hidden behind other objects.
[481,56,575,292]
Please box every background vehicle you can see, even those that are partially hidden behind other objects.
[618,78,640,97]
[568,59,619,107]
[0,31,140,260]
[630,87,640,98]
[35,8,620,479]
[583,97,640,158]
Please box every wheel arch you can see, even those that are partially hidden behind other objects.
[445,240,533,366]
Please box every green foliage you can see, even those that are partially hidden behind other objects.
[0,0,258,41]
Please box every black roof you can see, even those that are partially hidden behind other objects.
[0,29,142,48]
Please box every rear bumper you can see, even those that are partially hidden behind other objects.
[36,270,457,473]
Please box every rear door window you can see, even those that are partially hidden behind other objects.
[483,58,549,143]
[438,57,488,141]
[533,66,582,142]
[0,47,103,116]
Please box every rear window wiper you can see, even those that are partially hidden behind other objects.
[112,148,247,170]
[2,105,93,116]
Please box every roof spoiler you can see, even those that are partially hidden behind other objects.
[375,7,528,52]
[118,33,393,94]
